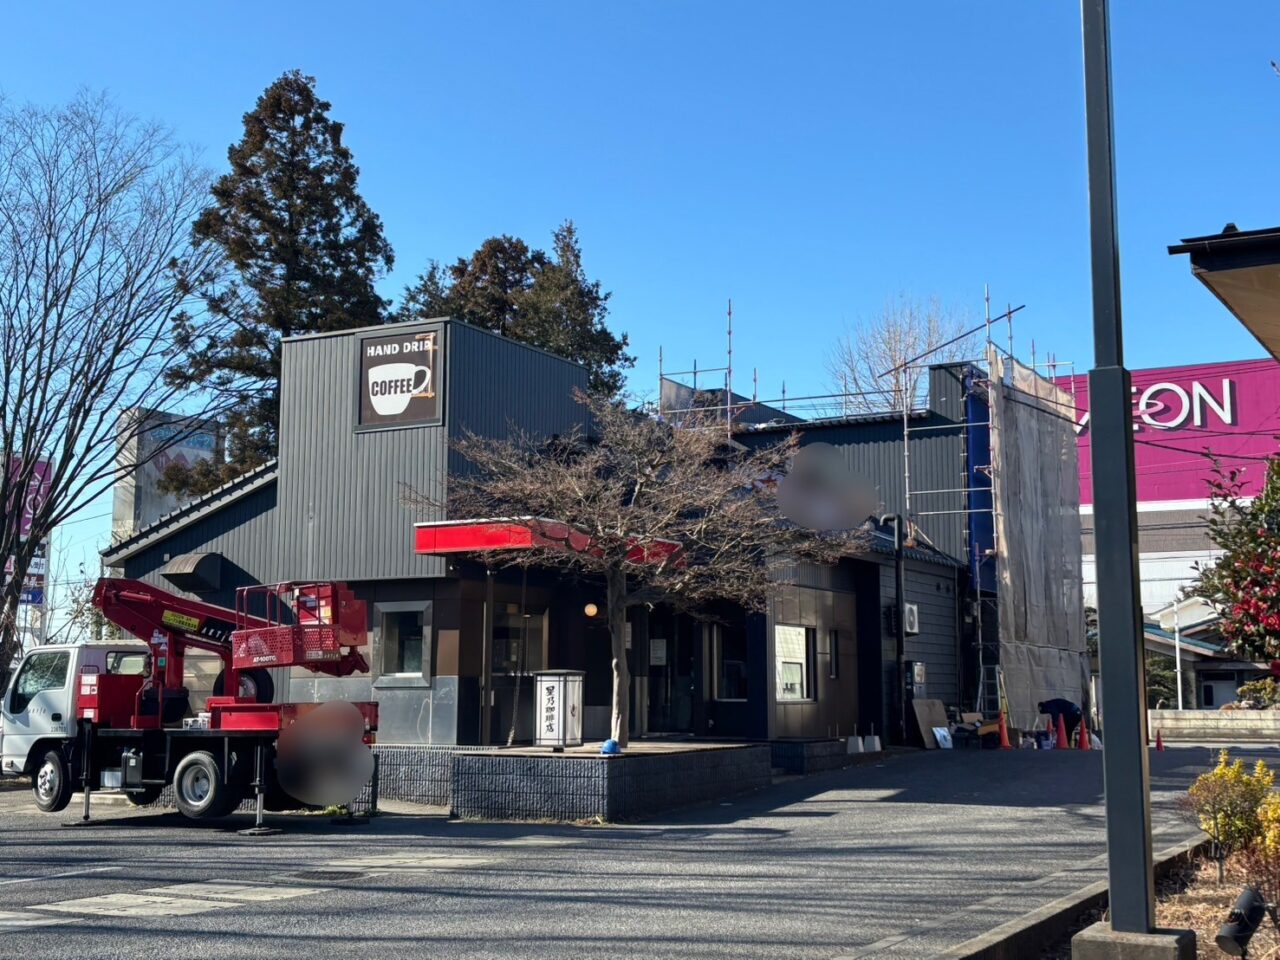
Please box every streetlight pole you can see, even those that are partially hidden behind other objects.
[1174,603,1183,711]
[1080,0,1156,933]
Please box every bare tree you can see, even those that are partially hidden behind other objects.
[0,93,224,666]
[827,294,977,414]
[403,392,865,747]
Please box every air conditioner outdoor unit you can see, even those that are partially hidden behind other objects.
[903,602,920,636]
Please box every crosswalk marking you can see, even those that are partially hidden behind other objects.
[328,853,494,871]
[485,836,571,847]
[143,881,324,902]
[0,910,80,929]
[30,893,235,918]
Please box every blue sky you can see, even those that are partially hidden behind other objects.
[6,1,1280,605]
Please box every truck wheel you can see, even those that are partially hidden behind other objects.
[212,668,275,704]
[125,786,164,807]
[173,751,231,819]
[32,749,73,814]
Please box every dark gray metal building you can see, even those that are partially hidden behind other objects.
[103,318,968,746]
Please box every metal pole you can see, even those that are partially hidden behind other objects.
[726,299,733,436]
[1174,603,1183,711]
[1081,0,1156,932]
[881,514,907,745]
[481,570,495,745]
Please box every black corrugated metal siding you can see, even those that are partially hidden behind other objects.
[272,319,591,583]
[274,323,449,582]
[445,322,591,473]
[738,365,973,564]
[880,560,961,709]
[121,481,279,608]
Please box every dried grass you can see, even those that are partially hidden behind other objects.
[1038,853,1280,959]
[1155,856,1280,959]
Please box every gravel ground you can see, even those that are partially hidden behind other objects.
[0,744,1259,960]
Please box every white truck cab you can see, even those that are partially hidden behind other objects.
[1,642,147,780]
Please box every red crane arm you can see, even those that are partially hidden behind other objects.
[92,578,369,678]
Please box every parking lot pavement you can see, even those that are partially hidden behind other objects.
[0,744,1259,960]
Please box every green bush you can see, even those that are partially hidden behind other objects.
[1237,678,1280,706]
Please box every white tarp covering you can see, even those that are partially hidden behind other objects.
[988,348,1090,728]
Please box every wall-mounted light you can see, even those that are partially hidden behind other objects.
[583,603,599,618]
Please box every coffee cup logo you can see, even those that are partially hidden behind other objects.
[368,362,433,417]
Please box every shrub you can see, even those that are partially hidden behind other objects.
[1241,792,1280,902]
[1237,678,1280,707]
[1180,750,1276,880]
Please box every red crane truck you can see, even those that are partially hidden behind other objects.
[0,578,377,820]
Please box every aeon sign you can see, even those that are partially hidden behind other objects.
[1072,379,1234,435]
[1057,359,1280,505]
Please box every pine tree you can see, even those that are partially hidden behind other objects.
[394,221,630,394]
[163,70,394,497]
[1194,458,1280,658]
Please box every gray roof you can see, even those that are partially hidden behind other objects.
[865,522,965,569]
[101,460,279,565]
[737,409,928,433]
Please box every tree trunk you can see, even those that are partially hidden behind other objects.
[607,566,630,747]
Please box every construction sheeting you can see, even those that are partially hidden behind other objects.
[987,348,1090,729]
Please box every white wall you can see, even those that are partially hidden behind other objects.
[1082,548,1223,614]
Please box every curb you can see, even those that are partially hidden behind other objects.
[933,833,1209,960]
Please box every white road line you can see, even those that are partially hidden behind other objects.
[484,837,572,847]
[30,893,236,918]
[143,881,323,902]
[0,910,81,929]
[0,866,122,886]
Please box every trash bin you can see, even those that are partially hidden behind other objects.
[534,670,584,749]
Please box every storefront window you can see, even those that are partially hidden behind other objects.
[711,623,749,701]
[775,624,813,701]
[493,603,546,675]
[383,609,426,676]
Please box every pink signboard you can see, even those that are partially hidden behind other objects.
[13,459,52,539]
[1057,359,1280,505]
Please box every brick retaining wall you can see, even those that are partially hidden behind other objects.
[1148,708,1280,742]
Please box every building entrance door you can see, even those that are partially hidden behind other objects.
[647,615,697,733]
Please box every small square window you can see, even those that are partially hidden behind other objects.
[775,624,814,701]
[383,609,426,676]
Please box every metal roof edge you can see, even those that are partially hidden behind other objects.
[282,316,591,374]
[102,461,279,565]
[1169,225,1280,256]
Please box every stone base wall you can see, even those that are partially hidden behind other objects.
[370,744,483,806]
[770,738,881,774]
[452,745,772,822]
[1148,708,1280,742]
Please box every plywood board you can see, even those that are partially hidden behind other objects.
[910,699,950,749]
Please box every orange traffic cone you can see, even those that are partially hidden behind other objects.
[998,711,1012,750]
[1155,729,1165,751]
[1078,716,1091,751]
[1056,713,1070,750]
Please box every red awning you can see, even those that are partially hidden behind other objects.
[413,518,681,566]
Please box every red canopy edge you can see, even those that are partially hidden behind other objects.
[413,518,681,566]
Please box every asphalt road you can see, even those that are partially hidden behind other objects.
[0,744,1259,960]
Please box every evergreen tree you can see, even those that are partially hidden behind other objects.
[395,221,630,394]
[163,70,394,496]
[1145,651,1193,708]
[1194,458,1280,658]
